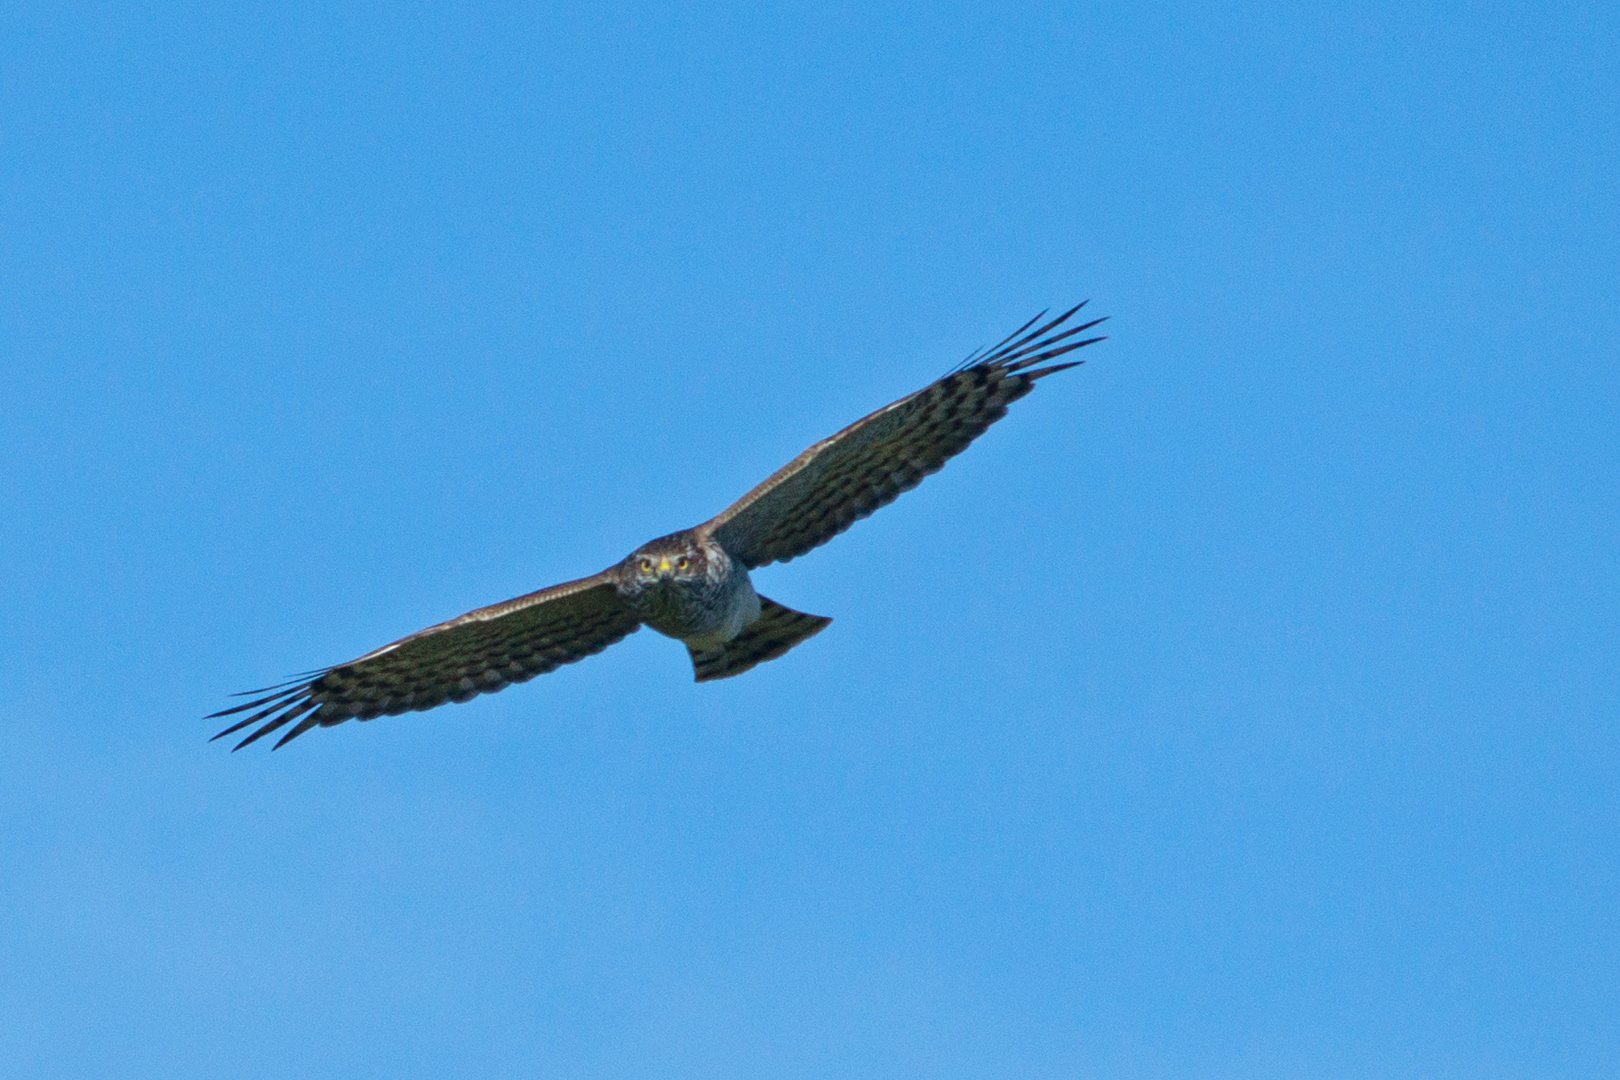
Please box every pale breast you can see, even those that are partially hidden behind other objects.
[622,539,760,646]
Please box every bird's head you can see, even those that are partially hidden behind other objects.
[624,531,706,587]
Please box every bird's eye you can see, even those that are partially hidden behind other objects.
[639,557,654,573]
[676,555,689,570]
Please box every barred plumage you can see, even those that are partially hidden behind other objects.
[705,303,1106,568]
[210,303,1105,750]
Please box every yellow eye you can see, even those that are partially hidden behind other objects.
[676,555,689,570]
[639,557,654,573]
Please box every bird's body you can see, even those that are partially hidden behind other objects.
[614,530,760,650]
[211,303,1106,749]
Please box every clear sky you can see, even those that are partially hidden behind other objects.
[3,2,1617,1076]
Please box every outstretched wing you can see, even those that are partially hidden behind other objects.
[702,303,1106,569]
[209,572,640,750]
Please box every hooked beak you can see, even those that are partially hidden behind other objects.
[657,557,672,579]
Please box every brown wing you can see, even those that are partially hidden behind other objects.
[209,572,640,750]
[701,303,1106,569]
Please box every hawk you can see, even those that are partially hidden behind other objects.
[211,303,1106,749]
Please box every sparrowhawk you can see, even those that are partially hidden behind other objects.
[210,303,1106,749]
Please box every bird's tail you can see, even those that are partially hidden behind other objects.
[688,597,831,682]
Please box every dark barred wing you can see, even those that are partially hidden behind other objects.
[209,573,640,750]
[703,303,1106,569]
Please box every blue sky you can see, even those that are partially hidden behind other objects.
[3,1,1617,1076]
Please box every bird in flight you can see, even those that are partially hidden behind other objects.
[211,303,1106,750]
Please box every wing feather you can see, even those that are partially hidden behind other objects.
[209,572,640,750]
[702,303,1106,569]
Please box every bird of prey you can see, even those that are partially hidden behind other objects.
[210,303,1106,750]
